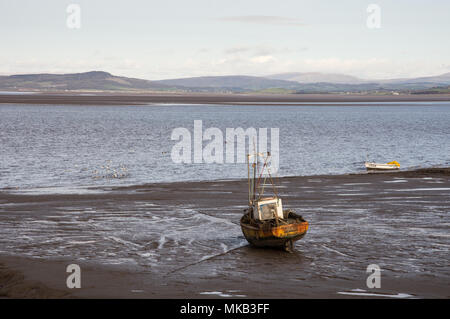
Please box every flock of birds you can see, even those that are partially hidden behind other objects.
[92,160,129,179]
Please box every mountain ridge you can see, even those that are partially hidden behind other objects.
[266,72,365,84]
[0,71,169,91]
[1,71,450,94]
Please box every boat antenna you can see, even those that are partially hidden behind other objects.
[252,139,257,204]
[255,152,270,199]
[247,154,251,206]
[265,155,279,199]
[247,152,257,206]
[253,160,257,204]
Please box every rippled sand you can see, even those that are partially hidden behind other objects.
[0,169,449,298]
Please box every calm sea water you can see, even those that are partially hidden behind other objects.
[1,102,449,191]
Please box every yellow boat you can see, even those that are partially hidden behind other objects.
[240,152,308,252]
[365,160,400,171]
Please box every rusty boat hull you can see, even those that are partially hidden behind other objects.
[240,213,308,251]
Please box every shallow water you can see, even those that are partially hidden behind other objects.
[0,102,449,298]
[1,102,449,191]
[0,173,448,297]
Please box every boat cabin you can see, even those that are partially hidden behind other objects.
[252,197,284,221]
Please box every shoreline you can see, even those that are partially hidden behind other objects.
[0,167,449,298]
[2,166,449,195]
[1,92,450,106]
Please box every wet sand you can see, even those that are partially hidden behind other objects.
[0,168,449,298]
[1,92,450,106]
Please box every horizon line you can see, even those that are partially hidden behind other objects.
[1,69,449,82]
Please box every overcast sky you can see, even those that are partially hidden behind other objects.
[1,0,449,80]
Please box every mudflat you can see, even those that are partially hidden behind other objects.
[1,92,450,105]
[0,168,449,298]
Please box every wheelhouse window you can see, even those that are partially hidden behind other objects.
[259,203,277,220]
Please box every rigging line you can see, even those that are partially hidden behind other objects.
[255,153,270,189]
[256,155,271,199]
[165,244,248,276]
[197,210,241,226]
[247,155,251,205]
[257,163,268,199]
[255,156,268,189]
[258,173,269,200]
[266,166,278,198]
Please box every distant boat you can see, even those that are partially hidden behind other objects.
[365,161,400,171]
[240,152,308,252]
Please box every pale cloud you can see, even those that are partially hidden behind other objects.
[223,45,280,57]
[1,1,448,80]
[224,46,253,55]
[250,55,276,64]
[219,15,304,27]
[275,57,448,80]
[197,48,210,54]
[1,55,447,81]
[171,56,448,80]
[0,57,142,77]
[301,58,391,77]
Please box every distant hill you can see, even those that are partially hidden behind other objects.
[290,82,447,93]
[266,71,450,86]
[266,72,365,84]
[1,70,450,94]
[411,85,450,94]
[381,72,450,84]
[0,71,169,92]
[263,71,450,93]
[154,75,301,92]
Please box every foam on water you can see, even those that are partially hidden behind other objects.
[393,188,450,192]
[337,290,414,298]
[199,291,246,298]
[384,180,408,183]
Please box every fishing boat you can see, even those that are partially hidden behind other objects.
[365,161,400,171]
[240,152,308,252]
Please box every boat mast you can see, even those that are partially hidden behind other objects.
[252,139,257,205]
[247,154,256,206]
[248,151,279,206]
[247,154,251,206]
[253,161,257,204]
[247,153,258,207]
